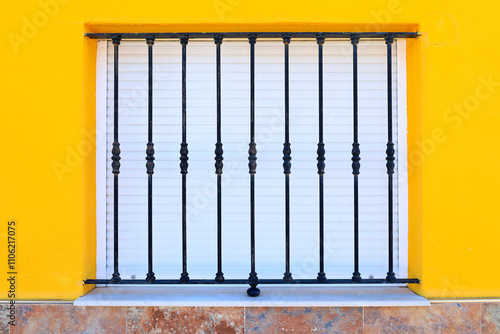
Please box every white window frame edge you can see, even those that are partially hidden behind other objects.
[96,40,108,280]
[396,39,409,279]
[94,38,410,281]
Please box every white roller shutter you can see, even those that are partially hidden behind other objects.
[100,39,404,280]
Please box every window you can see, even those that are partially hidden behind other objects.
[92,33,417,295]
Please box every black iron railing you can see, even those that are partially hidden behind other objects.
[85,32,420,296]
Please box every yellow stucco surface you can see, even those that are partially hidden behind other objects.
[0,0,499,299]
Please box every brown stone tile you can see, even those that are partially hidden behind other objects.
[245,307,363,333]
[364,303,481,334]
[0,304,12,334]
[126,307,244,334]
[11,304,127,334]
[482,303,500,333]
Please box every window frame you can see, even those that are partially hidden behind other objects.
[94,38,409,282]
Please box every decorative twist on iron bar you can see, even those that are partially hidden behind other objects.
[248,143,257,175]
[180,144,189,175]
[282,144,292,175]
[112,143,121,174]
[385,33,396,282]
[248,33,257,44]
[180,34,190,282]
[385,33,395,45]
[350,34,362,282]
[214,144,224,175]
[214,34,223,44]
[386,143,395,175]
[111,35,121,283]
[350,34,360,45]
[317,144,326,175]
[180,35,189,45]
[248,272,258,286]
[351,143,361,175]
[112,35,121,45]
[145,144,155,175]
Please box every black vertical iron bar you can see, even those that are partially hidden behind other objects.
[145,36,156,282]
[316,35,326,282]
[180,35,190,282]
[351,35,362,282]
[214,35,225,282]
[385,34,396,282]
[111,35,121,283]
[247,34,260,296]
[282,34,293,283]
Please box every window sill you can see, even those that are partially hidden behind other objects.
[74,285,429,307]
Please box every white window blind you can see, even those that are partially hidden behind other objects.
[100,39,404,280]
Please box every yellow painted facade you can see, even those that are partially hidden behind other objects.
[1,0,499,300]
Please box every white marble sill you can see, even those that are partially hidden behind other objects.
[74,285,430,307]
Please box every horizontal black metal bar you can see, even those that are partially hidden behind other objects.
[85,278,420,284]
[86,32,419,39]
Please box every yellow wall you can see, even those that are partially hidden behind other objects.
[1,0,499,300]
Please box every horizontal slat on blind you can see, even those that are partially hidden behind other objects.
[105,39,399,280]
